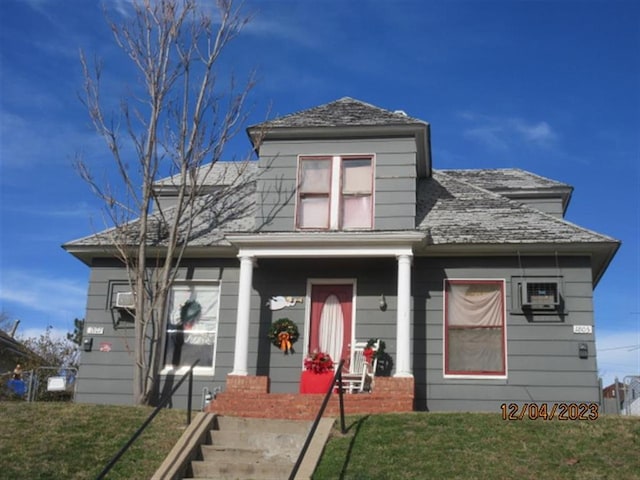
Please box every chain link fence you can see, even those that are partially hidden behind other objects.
[1,367,77,402]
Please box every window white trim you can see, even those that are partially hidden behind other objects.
[442,278,508,379]
[160,280,222,376]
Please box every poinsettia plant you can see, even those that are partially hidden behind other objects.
[304,351,335,374]
[364,338,386,363]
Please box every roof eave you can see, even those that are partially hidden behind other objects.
[417,240,620,286]
[62,243,239,266]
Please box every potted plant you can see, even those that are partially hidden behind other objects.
[300,351,335,394]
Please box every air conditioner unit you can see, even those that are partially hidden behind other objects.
[115,291,136,309]
[521,281,560,310]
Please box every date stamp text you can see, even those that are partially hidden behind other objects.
[500,402,599,421]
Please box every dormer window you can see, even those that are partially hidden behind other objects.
[296,155,373,230]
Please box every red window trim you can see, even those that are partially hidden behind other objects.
[443,279,506,376]
[295,155,374,231]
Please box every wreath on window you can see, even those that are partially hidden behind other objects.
[180,300,201,329]
[268,318,299,354]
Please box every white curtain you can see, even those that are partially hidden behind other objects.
[319,294,344,363]
[447,282,504,373]
[341,195,371,228]
[448,283,502,327]
[299,196,329,228]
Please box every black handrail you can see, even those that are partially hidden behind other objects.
[95,359,200,480]
[289,360,347,480]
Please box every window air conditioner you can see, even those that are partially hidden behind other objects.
[521,282,560,310]
[115,292,136,309]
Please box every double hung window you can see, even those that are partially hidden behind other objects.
[296,155,373,230]
[163,283,220,373]
[444,280,506,377]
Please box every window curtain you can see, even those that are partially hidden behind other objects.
[299,197,329,228]
[446,282,504,374]
[341,196,371,228]
[318,294,344,366]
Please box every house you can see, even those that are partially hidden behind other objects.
[0,329,30,375]
[602,381,626,413]
[64,97,619,415]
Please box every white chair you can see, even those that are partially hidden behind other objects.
[341,340,380,393]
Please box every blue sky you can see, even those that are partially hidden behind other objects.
[0,0,638,386]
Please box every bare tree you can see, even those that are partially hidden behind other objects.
[76,0,259,405]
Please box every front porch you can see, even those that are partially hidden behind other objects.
[206,375,415,420]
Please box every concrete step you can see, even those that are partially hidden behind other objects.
[191,458,293,479]
[200,445,293,464]
[215,415,312,435]
[186,416,319,479]
[210,430,306,460]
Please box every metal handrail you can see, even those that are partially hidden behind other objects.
[289,359,347,480]
[95,359,200,480]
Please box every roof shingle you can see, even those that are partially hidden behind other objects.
[249,97,427,130]
[417,171,616,245]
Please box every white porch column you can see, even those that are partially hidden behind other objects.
[231,255,254,376]
[395,253,413,377]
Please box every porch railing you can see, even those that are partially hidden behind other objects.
[95,359,200,480]
[289,359,347,480]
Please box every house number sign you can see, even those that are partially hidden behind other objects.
[573,325,593,334]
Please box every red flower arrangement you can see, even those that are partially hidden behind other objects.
[363,347,375,363]
[304,351,335,374]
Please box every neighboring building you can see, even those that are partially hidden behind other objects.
[64,97,619,413]
[0,330,30,375]
[603,381,626,401]
[602,381,626,413]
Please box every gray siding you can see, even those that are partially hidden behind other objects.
[256,137,417,232]
[516,197,565,217]
[76,253,600,413]
[413,255,598,412]
[75,258,242,410]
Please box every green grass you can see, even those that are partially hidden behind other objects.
[314,413,640,480]
[1,404,638,480]
[0,402,186,480]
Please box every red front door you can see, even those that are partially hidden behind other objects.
[309,284,353,369]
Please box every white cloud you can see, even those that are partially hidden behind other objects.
[464,125,509,151]
[460,112,558,151]
[596,330,640,387]
[0,271,87,327]
[512,119,556,143]
[3,202,99,220]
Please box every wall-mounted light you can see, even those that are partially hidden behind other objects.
[579,343,588,359]
[379,294,387,311]
[83,337,93,352]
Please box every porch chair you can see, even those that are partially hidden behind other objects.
[341,339,380,393]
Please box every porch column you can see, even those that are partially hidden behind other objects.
[395,253,413,377]
[231,255,255,376]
